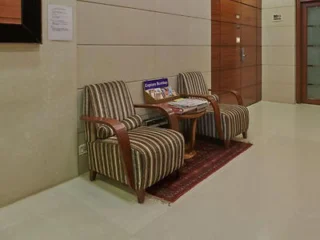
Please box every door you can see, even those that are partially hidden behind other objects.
[301,2,320,104]
[211,0,261,106]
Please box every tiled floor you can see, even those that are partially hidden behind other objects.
[1,102,320,240]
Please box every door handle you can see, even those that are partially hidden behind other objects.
[240,47,246,62]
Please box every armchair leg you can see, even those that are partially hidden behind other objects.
[242,131,248,139]
[136,190,145,204]
[224,140,231,148]
[89,170,97,181]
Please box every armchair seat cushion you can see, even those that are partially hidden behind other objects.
[196,104,249,140]
[88,126,185,190]
[178,71,250,143]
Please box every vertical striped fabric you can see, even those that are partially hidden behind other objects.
[97,115,143,139]
[178,72,220,102]
[85,81,143,138]
[177,72,249,141]
[195,104,249,140]
[83,81,185,191]
[87,81,136,120]
[88,127,185,190]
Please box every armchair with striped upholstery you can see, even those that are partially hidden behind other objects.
[81,81,185,203]
[178,72,249,148]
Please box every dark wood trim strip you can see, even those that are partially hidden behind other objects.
[296,0,302,103]
[296,0,320,104]
[302,3,308,103]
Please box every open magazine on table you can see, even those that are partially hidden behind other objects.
[168,98,208,109]
[158,99,209,115]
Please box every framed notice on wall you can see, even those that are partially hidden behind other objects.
[48,5,73,41]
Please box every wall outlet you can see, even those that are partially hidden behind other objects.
[78,144,87,155]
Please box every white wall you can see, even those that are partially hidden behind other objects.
[262,0,296,103]
[77,0,212,173]
[0,0,78,207]
[0,0,212,207]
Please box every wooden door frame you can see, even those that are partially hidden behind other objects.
[296,0,320,104]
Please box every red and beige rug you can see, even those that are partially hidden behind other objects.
[147,138,252,203]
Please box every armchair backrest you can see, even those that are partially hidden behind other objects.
[85,81,136,120]
[83,81,142,141]
[178,72,209,95]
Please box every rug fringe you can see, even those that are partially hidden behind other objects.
[239,139,253,145]
[146,193,172,206]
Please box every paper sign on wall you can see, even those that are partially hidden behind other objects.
[48,5,73,41]
[273,14,283,22]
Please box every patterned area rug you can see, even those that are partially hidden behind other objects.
[147,138,252,203]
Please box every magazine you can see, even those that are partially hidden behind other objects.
[157,102,207,115]
[144,78,180,101]
[146,86,178,100]
[168,98,208,109]
[146,88,164,100]
[161,86,178,98]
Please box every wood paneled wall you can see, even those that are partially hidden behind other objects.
[211,0,262,106]
[0,0,22,24]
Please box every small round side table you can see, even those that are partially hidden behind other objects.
[177,110,206,160]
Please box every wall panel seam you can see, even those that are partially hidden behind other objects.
[76,71,213,90]
[78,0,212,21]
[77,44,212,47]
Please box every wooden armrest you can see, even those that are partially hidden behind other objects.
[134,104,179,131]
[179,94,223,138]
[208,89,243,105]
[80,116,134,189]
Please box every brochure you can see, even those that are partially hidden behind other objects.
[144,78,178,100]
[146,88,163,100]
[161,86,178,98]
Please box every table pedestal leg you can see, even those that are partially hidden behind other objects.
[184,118,198,160]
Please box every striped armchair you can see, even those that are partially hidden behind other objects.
[82,81,185,203]
[178,72,249,148]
